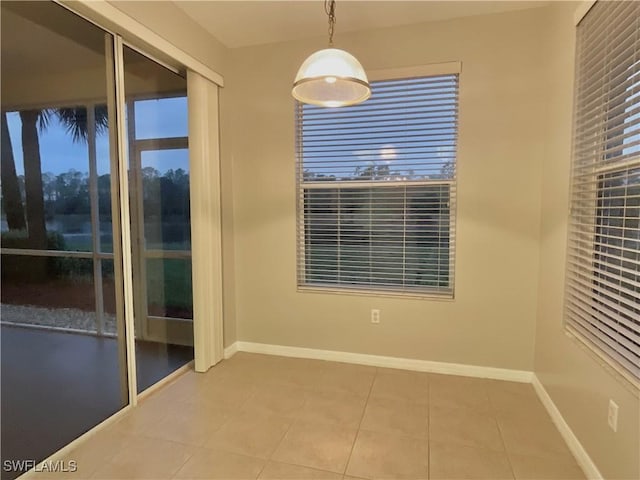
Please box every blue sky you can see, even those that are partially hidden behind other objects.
[6,96,188,176]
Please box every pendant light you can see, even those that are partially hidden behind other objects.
[292,0,371,107]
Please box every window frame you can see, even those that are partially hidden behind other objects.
[295,62,461,299]
[564,0,640,386]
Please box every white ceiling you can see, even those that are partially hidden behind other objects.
[174,1,549,48]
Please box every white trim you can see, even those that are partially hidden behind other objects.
[532,375,603,480]
[224,342,239,359]
[368,61,461,82]
[297,285,455,302]
[56,0,224,87]
[574,0,597,26]
[231,341,532,382]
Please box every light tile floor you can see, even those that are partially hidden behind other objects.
[34,353,586,479]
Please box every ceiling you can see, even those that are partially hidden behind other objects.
[1,1,106,77]
[174,1,549,48]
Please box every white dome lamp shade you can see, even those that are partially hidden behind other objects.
[292,1,371,107]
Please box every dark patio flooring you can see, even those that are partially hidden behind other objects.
[0,324,193,480]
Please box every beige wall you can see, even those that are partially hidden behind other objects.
[223,7,550,370]
[108,0,227,75]
[535,3,640,479]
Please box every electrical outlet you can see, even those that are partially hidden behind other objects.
[371,309,380,324]
[608,399,619,432]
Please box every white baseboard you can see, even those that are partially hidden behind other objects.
[532,374,602,480]
[223,341,238,359]
[228,341,533,382]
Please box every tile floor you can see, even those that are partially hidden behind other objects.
[33,353,586,479]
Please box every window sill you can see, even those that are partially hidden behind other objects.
[297,284,454,301]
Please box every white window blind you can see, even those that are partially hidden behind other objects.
[566,0,640,381]
[296,74,458,296]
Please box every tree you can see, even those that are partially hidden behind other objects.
[5,106,108,248]
[354,163,391,180]
[56,106,108,142]
[20,110,48,248]
[1,112,26,231]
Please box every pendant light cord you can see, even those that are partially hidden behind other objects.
[325,0,336,46]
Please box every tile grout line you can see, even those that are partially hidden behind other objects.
[168,446,198,480]
[115,354,561,480]
[151,369,256,479]
[255,358,321,479]
[166,363,277,479]
[487,384,518,480]
[342,367,377,477]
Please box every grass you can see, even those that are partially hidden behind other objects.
[146,258,193,312]
[52,235,193,316]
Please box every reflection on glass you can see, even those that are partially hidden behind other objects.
[141,149,191,250]
[123,45,193,394]
[1,255,95,329]
[2,109,98,251]
[134,97,188,139]
[147,258,193,319]
[1,2,127,476]
[99,258,118,335]
[96,104,114,254]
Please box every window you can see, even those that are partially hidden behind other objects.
[565,0,640,381]
[296,70,459,297]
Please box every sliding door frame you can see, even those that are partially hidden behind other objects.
[1,6,225,475]
[2,0,226,412]
[112,35,139,405]
[55,0,227,390]
[129,124,193,345]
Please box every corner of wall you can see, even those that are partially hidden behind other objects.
[533,3,640,479]
[107,0,228,75]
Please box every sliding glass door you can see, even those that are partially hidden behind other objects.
[122,46,194,393]
[1,2,127,478]
[1,2,194,477]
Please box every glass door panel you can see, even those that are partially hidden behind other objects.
[122,46,194,394]
[0,2,127,477]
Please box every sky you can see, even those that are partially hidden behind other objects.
[6,96,189,176]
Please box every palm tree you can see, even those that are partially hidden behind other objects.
[1,112,26,231]
[4,106,108,249]
[56,106,108,142]
[20,109,48,248]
